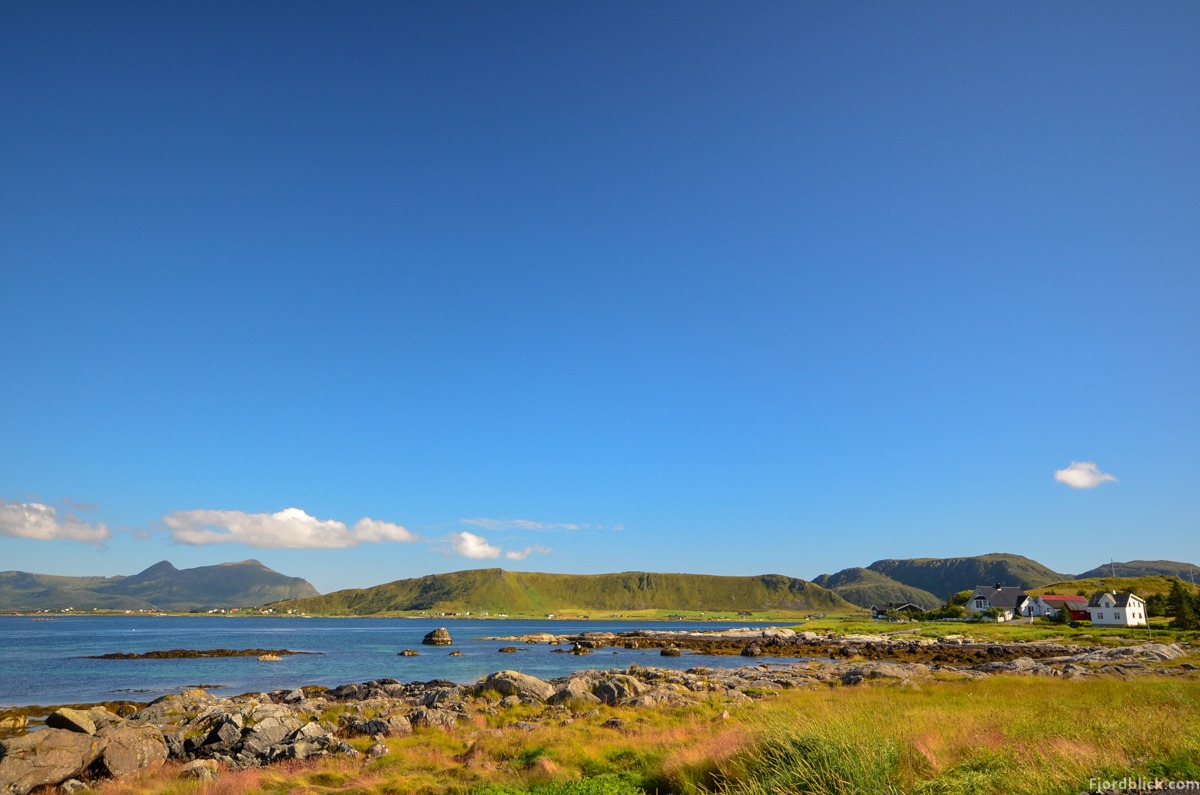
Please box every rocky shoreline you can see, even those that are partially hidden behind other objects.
[1,631,1194,795]
[82,649,316,660]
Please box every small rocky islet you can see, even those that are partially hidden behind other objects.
[1,628,1193,795]
[83,649,317,660]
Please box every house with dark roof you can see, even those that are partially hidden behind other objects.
[1087,591,1147,627]
[964,584,1032,621]
[1032,594,1090,621]
[870,602,924,620]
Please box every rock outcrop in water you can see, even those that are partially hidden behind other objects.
[422,627,453,645]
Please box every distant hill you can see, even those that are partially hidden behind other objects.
[811,567,942,610]
[1028,576,1200,600]
[270,569,857,616]
[1075,560,1200,581]
[0,560,319,612]
[866,553,1065,601]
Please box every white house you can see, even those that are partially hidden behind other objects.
[964,584,1032,621]
[1087,592,1147,627]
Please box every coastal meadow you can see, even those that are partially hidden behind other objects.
[88,675,1200,795]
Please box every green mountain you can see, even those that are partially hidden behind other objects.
[270,568,856,616]
[811,567,942,610]
[1075,560,1200,581]
[0,560,319,612]
[866,553,1065,601]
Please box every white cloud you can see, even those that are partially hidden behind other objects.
[0,499,111,543]
[162,508,418,548]
[504,544,552,561]
[449,531,502,559]
[1054,461,1118,490]
[462,518,584,532]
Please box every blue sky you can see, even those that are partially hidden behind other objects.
[2,2,1197,594]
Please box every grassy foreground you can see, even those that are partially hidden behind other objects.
[93,675,1200,795]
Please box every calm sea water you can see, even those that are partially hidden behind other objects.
[0,616,804,707]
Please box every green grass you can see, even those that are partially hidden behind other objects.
[796,614,1200,644]
[91,674,1200,795]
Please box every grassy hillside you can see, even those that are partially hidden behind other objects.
[1075,559,1200,580]
[867,553,1064,600]
[271,569,857,616]
[1028,575,1200,600]
[0,560,319,611]
[811,567,942,610]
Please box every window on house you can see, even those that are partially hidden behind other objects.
[1096,613,1103,619]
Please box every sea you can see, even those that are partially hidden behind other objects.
[0,616,808,707]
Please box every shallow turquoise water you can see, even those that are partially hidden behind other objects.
[0,615,804,706]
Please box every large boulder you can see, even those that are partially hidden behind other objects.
[592,675,648,706]
[44,708,96,735]
[239,714,302,759]
[472,671,555,702]
[85,708,122,733]
[547,678,601,706]
[422,628,453,646]
[408,708,458,731]
[0,728,106,795]
[95,724,169,778]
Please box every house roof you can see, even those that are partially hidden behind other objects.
[972,585,1028,610]
[1088,591,1143,608]
[1040,595,1088,605]
[872,602,922,612]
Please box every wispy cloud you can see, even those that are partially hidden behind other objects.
[1054,461,1118,490]
[0,499,111,543]
[448,531,502,559]
[462,518,584,532]
[162,508,419,548]
[504,544,552,561]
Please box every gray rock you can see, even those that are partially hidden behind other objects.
[240,715,300,758]
[180,759,218,781]
[84,708,121,733]
[660,647,681,657]
[201,716,243,752]
[95,724,168,778]
[289,721,333,743]
[409,708,458,731]
[547,678,601,706]
[592,675,647,706]
[0,728,106,795]
[473,670,555,702]
[366,738,388,759]
[44,708,96,736]
[59,779,91,794]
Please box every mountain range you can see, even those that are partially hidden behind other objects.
[2,555,1195,614]
[0,560,319,612]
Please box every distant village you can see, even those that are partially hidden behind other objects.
[873,585,1159,627]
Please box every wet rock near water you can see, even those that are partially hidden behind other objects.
[422,627,453,646]
[84,648,317,660]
